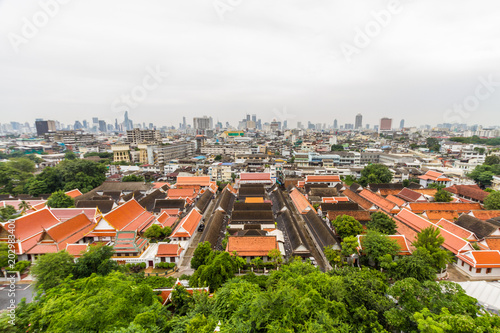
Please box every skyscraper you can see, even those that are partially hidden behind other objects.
[355,113,362,129]
[400,119,405,129]
[35,120,56,136]
[333,119,338,129]
[252,114,256,122]
[380,117,392,131]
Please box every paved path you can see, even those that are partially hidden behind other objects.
[0,284,34,310]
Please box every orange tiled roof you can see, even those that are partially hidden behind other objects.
[378,188,402,196]
[395,209,473,254]
[289,188,315,214]
[484,238,500,251]
[418,170,451,182]
[65,243,89,257]
[457,250,500,268]
[245,197,264,203]
[49,207,99,222]
[386,195,406,207]
[103,199,155,232]
[167,188,197,200]
[359,189,399,214]
[343,188,374,211]
[240,173,272,182]
[469,210,500,221]
[13,208,60,242]
[226,236,278,256]
[156,212,177,228]
[156,243,183,256]
[436,218,477,242]
[176,176,211,187]
[305,175,341,183]
[422,210,460,223]
[153,182,170,189]
[170,208,202,238]
[412,189,438,196]
[397,188,427,202]
[444,185,489,202]
[65,189,83,198]
[407,202,483,214]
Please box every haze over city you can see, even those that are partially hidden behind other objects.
[1,0,500,127]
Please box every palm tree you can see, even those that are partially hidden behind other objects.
[18,200,31,214]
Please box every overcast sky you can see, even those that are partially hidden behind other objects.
[1,0,499,128]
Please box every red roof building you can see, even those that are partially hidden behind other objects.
[156,243,183,264]
[176,176,211,187]
[456,250,500,279]
[170,208,202,240]
[444,185,490,203]
[396,188,428,202]
[359,189,400,214]
[156,212,178,228]
[395,209,474,254]
[239,172,273,185]
[226,236,278,260]
[65,189,83,198]
[304,175,341,187]
[418,170,452,187]
[289,188,315,214]
[407,202,482,214]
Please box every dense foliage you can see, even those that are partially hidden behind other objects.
[434,188,453,202]
[122,174,145,182]
[484,191,500,210]
[331,214,364,239]
[26,159,107,195]
[366,212,397,234]
[358,164,393,186]
[47,190,75,208]
[450,136,500,146]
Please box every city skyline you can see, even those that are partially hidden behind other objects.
[1,1,500,128]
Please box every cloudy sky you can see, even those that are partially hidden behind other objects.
[1,0,499,128]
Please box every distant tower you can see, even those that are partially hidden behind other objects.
[400,119,405,129]
[355,113,362,130]
[333,119,338,129]
[380,117,392,131]
[124,111,130,130]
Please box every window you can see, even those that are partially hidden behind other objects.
[476,268,481,274]
[487,268,492,274]
[469,266,472,272]
[461,260,464,266]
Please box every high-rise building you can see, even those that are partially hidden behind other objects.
[252,114,256,122]
[193,116,213,133]
[74,121,83,130]
[333,119,338,129]
[98,120,107,132]
[380,117,392,131]
[124,111,133,130]
[246,114,251,121]
[82,120,88,129]
[400,119,405,129]
[35,120,56,136]
[182,117,186,129]
[297,121,302,129]
[355,113,362,129]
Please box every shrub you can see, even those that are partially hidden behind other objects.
[14,260,31,273]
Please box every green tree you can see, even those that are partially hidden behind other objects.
[18,272,161,332]
[468,164,500,187]
[122,174,145,182]
[428,182,446,190]
[358,164,393,186]
[0,205,19,221]
[250,256,264,272]
[73,244,120,279]
[385,278,481,332]
[361,231,400,267]
[18,200,31,214]
[340,236,359,266]
[64,151,78,160]
[434,188,452,202]
[170,284,194,315]
[331,215,363,239]
[190,251,239,292]
[214,155,222,161]
[387,248,436,282]
[330,144,344,151]
[366,211,396,234]
[426,137,441,152]
[0,242,16,269]
[143,224,164,240]
[484,191,500,210]
[413,227,453,272]
[324,245,343,267]
[267,248,283,267]
[47,190,75,208]
[484,154,500,165]
[191,241,213,270]
[30,251,75,290]
[0,158,35,194]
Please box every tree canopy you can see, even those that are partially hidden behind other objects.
[47,190,75,208]
[191,241,213,270]
[331,215,363,239]
[122,174,145,182]
[366,212,396,234]
[434,188,452,202]
[484,191,500,210]
[30,250,76,290]
[358,164,393,186]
